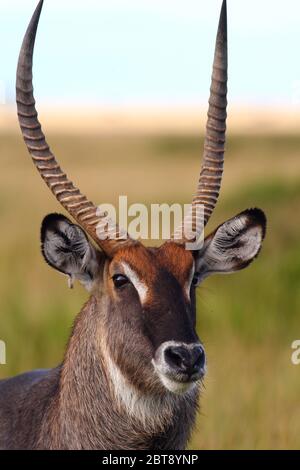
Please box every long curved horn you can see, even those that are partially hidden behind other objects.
[16,0,135,257]
[172,0,228,244]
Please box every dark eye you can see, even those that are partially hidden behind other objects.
[192,274,200,286]
[112,274,130,289]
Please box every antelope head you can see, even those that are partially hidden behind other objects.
[16,0,266,397]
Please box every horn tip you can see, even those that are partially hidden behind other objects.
[18,0,44,63]
[215,0,227,57]
[34,0,44,19]
[29,0,44,28]
[218,0,227,39]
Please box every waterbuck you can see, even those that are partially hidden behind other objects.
[0,0,266,450]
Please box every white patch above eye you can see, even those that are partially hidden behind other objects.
[121,262,148,304]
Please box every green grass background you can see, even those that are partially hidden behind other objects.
[0,132,299,449]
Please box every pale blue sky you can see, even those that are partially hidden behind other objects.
[0,0,299,108]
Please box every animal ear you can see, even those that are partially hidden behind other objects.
[194,208,266,285]
[41,213,101,290]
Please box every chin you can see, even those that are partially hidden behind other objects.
[158,374,199,395]
[154,367,205,395]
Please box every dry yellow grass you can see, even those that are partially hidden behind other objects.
[0,127,299,449]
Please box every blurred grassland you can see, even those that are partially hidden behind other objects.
[0,131,299,449]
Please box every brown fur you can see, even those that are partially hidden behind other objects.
[0,245,199,450]
[0,328,198,450]
[0,209,266,449]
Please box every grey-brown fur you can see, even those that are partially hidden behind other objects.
[0,296,198,450]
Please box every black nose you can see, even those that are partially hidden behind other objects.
[164,344,205,376]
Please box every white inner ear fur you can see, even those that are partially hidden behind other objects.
[231,225,263,259]
[210,222,263,265]
[75,245,99,292]
[122,262,148,304]
[196,216,263,282]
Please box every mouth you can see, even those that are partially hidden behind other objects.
[152,361,206,395]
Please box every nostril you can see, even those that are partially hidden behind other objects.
[163,344,206,376]
[192,345,206,372]
[164,346,187,370]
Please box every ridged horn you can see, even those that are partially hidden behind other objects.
[16,0,135,257]
[172,0,228,244]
